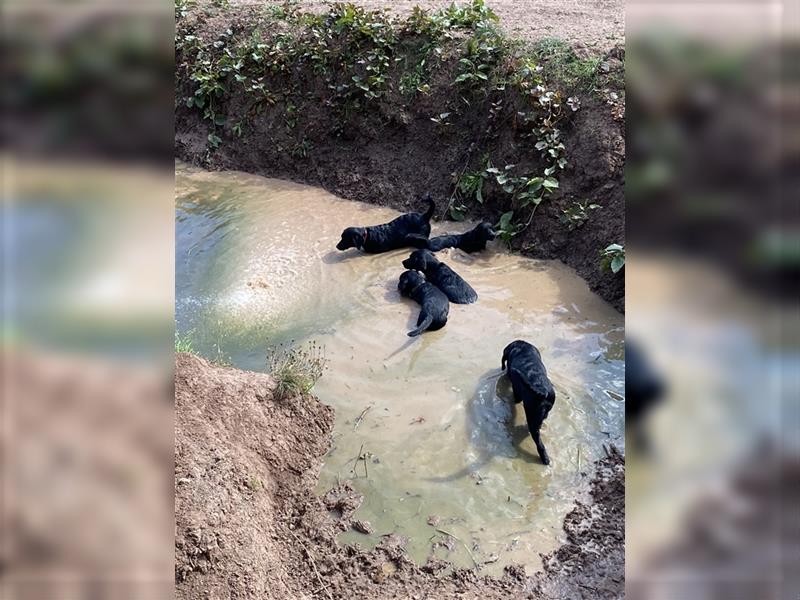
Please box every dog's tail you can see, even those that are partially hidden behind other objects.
[408,313,433,337]
[421,192,435,221]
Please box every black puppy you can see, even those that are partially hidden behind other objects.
[501,340,556,465]
[401,249,477,304]
[408,222,496,253]
[336,194,435,253]
[397,270,449,337]
[625,340,665,451]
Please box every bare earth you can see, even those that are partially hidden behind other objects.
[175,353,625,599]
[252,0,625,50]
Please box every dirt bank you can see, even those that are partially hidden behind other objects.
[175,0,625,311]
[175,353,624,599]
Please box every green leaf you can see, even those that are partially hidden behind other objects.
[535,141,547,151]
[604,243,624,252]
[526,177,543,192]
[544,166,556,176]
[543,177,559,190]
[476,186,483,204]
[498,210,514,230]
[610,256,625,273]
[450,203,467,221]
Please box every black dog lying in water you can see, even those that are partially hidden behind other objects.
[401,249,478,304]
[397,270,449,337]
[408,222,496,253]
[336,194,435,253]
[502,340,556,465]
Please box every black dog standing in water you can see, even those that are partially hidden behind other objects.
[408,222,496,253]
[397,270,449,336]
[625,339,665,452]
[336,194,435,253]
[402,249,478,304]
[502,340,556,465]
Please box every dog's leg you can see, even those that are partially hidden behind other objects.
[408,312,433,337]
[404,233,430,249]
[523,401,550,465]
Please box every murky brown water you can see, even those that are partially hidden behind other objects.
[175,162,625,574]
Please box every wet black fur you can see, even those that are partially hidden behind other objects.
[407,222,496,253]
[502,340,556,465]
[336,194,435,253]
[401,249,478,304]
[397,270,449,337]
[625,339,665,451]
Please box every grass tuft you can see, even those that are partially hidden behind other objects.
[267,340,328,400]
[175,331,195,354]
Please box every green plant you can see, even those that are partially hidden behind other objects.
[267,340,327,399]
[529,37,602,92]
[175,331,194,353]
[246,476,263,492]
[454,20,506,91]
[495,210,523,244]
[560,200,601,230]
[449,155,493,219]
[599,243,625,273]
[290,137,312,158]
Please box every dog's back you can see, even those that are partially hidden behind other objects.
[503,341,555,408]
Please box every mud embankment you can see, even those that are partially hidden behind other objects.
[174,2,625,311]
[175,353,624,599]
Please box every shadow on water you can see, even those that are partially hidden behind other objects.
[322,249,358,264]
[426,369,543,484]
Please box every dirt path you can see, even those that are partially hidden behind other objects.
[253,0,625,51]
[175,353,624,599]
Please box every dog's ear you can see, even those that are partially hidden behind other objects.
[419,251,429,269]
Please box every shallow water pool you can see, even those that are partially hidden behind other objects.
[175,162,625,574]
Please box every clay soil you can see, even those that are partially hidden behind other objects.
[175,353,624,599]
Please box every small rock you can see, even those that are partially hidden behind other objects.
[352,520,373,535]
[427,515,441,527]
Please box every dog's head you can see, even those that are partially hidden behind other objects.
[476,222,497,242]
[397,270,425,296]
[336,227,366,251]
[402,249,435,271]
[501,339,537,370]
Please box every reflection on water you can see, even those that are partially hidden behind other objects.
[175,162,625,574]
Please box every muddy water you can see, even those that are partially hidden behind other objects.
[175,162,624,574]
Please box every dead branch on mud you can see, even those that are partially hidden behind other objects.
[288,529,333,600]
[353,405,372,430]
